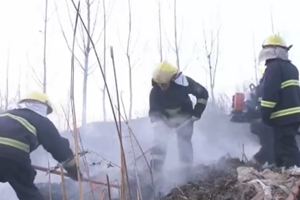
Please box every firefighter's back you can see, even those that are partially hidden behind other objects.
[0,108,53,200]
[268,59,300,125]
[0,108,51,165]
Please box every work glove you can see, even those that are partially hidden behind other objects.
[63,157,83,181]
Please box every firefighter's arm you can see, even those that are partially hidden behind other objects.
[149,88,166,123]
[186,76,209,118]
[37,120,82,181]
[260,62,281,120]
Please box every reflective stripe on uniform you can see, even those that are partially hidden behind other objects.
[261,100,276,108]
[0,113,36,135]
[197,98,207,105]
[281,80,299,88]
[270,107,300,119]
[0,136,30,152]
[0,113,37,153]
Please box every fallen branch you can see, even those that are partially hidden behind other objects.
[33,164,119,189]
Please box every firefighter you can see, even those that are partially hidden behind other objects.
[149,61,209,174]
[258,34,300,168]
[0,91,82,200]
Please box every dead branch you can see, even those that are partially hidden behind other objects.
[126,0,133,120]
[157,0,163,62]
[173,0,180,70]
[69,1,133,198]
[69,2,84,200]
[252,33,258,84]
[5,47,10,111]
[110,46,132,200]
[102,0,107,121]
[43,0,48,93]
[120,94,144,200]
[202,22,221,105]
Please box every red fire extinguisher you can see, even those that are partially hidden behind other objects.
[232,92,245,113]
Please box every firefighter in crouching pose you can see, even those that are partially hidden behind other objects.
[258,35,300,168]
[0,91,82,200]
[149,61,209,173]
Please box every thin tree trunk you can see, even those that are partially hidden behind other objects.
[43,0,48,93]
[173,0,180,70]
[126,0,133,120]
[252,33,258,84]
[158,0,163,62]
[5,48,10,110]
[17,65,21,102]
[102,0,107,121]
[82,0,91,125]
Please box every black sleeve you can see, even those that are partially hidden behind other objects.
[37,119,74,163]
[260,62,281,121]
[149,88,166,123]
[186,76,209,118]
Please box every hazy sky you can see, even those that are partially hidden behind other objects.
[0,0,299,125]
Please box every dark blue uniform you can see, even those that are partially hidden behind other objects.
[149,74,208,171]
[0,109,74,200]
[260,58,300,167]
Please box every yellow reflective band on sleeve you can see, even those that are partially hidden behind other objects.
[0,136,30,152]
[197,98,207,105]
[0,113,36,136]
[270,107,300,119]
[261,100,276,108]
[281,80,300,88]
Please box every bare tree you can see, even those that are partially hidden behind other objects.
[16,65,21,102]
[42,0,48,93]
[126,0,133,120]
[252,33,258,84]
[203,25,220,104]
[270,4,275,34]
[5,48,10,110]
[173,0,180,70]
[157,0,163,62]
[102,0,107,121]
[30,0,49,93]
[56,0,117,124]
[76,0,101,125]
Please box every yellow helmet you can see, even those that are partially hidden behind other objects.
[262,34,292,50]
[152,61,178,84]
[19,91,53,114]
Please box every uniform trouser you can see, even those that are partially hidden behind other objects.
[273,123,300,168]
[150,119,194,172]
[250,120,274,165]
[0,157,44,200]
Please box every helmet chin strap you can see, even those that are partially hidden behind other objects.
[18,102,48,117]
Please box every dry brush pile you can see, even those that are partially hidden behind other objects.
[37,157,300,200]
